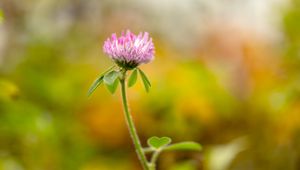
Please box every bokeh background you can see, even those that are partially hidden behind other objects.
[0,0,300,170]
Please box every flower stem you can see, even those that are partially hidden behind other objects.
[120,72,150,170]
[149,149,161,170]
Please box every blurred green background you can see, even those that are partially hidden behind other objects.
[0,0,300,170]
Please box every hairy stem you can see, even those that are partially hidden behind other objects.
[120,72,150,170]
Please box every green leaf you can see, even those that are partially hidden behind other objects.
[104,70,119,85]
[138,68,151,92]
[138,68,151,86]
[87,76,104,97]
[164,142,202,152]
[106,78,119,94]
[147,136,172,149]
[87,66,115,97]
[128,69,138,87]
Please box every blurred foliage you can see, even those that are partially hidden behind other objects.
[0,0,300,170]
[0,10,3,24]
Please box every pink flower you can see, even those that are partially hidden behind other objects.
[103,30,155,69]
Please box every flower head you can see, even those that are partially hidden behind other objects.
[103,30,155,70]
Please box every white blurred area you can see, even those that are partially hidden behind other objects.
[129,0,287,48]
[0,0,288,64]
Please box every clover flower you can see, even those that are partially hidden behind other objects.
[103,30,155,70]
[89,30,202,170]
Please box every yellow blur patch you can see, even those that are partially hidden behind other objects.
[0,79,19,100]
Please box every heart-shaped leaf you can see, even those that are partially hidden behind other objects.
[147,136,172,149]
[164,142,202,151]
[128,69,138,87]
[104,70,119,85]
